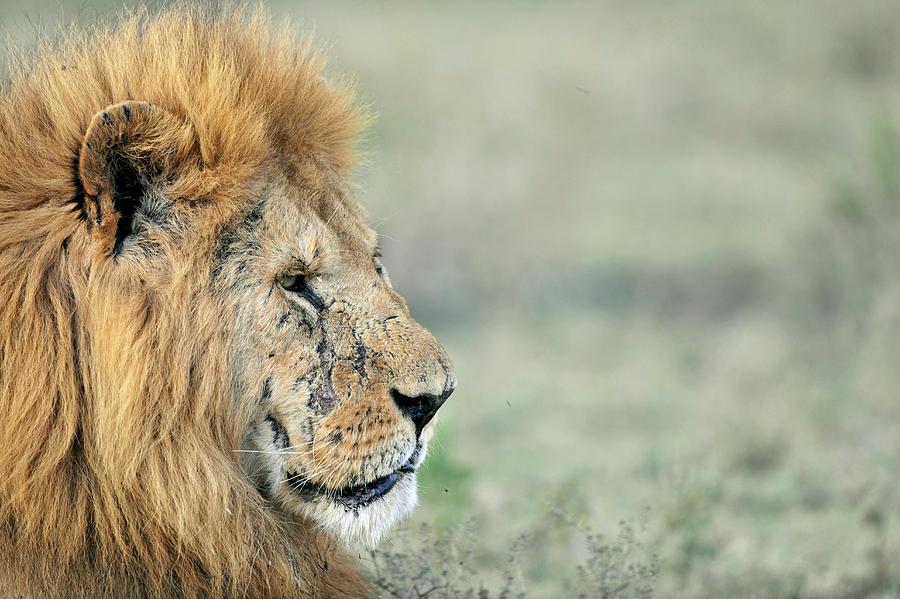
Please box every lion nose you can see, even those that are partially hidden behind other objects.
[391,382,455,436]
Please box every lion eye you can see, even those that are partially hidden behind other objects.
[277,273,327,310]
[278,274,307,293]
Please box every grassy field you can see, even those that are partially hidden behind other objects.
[4,1,900,596]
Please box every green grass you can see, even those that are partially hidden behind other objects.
[416,425,473,529]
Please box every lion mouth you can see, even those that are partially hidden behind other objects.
[288,446,421,508]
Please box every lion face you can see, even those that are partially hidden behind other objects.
[78,102,455,549]
[225,175,456,546]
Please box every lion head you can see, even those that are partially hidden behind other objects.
[216,130,456,548]
[0,8,453,598]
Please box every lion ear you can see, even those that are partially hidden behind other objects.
[78,101,196,256]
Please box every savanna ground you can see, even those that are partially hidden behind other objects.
[4,1,900,597]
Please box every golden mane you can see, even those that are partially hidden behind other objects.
[0,6,370,598]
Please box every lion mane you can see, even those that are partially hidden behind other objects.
[0,7,375,598]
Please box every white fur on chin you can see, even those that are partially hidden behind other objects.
[301,474,419,548]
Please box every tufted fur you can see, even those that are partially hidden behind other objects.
[0,6,406,598]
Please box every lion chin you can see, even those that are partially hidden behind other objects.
[294,445,428,549]
[302,470,420,549]
[252,417,436,549]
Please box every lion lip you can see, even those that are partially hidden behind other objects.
[341,471,403,504]
[289,451,418,508]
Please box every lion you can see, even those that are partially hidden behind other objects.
[0,7,455,598]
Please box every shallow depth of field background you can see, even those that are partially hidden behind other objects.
[5,2,900,597]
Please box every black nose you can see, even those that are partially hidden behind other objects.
[391,384,454,436]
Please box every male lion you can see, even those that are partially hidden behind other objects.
[0,8,455,598]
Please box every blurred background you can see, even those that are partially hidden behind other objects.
[5,1,900,596]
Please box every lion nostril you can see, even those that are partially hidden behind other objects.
[390,387,452,436]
